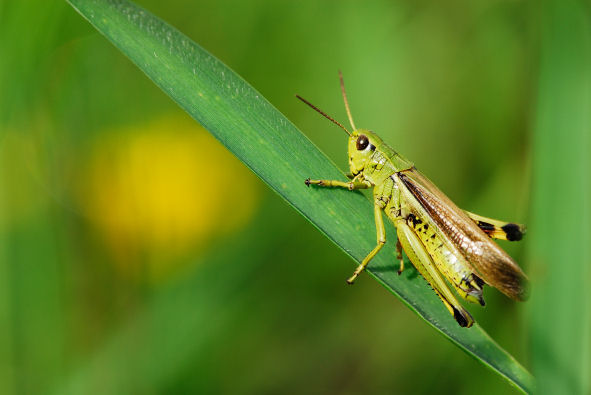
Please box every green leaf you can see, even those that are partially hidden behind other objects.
[67,0,533,392]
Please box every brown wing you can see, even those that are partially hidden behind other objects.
[398,168,528,301]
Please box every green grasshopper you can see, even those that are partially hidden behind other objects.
[299,72,528,328]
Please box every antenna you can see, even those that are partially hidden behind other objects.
[295,94,351,136]
[339,70,357,131]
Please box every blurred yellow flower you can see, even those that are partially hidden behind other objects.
[77,114,260,282]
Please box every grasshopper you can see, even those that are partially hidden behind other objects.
[299,72,528,328]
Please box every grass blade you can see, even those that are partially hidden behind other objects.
[67,0,533,391]
[529,1,591,393]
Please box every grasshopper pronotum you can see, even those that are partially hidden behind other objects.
[299,73,528,328]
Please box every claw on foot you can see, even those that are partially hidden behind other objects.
[347,267,364,284]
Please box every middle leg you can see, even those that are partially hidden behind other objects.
[347,203,386,284]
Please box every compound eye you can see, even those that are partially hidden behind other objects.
[356,135,369,150]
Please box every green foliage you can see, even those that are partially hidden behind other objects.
[67,0,534,392]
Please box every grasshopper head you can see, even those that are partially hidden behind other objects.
[348,129,379,176]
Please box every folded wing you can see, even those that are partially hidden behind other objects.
[398,169,528,301]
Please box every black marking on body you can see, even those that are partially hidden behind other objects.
[453,307,470,327]
[473,274,485,288]
[398,174,446,237]
[406,213,423,228]
[476,295,486,306]
[399,172,473,256]
[502,223,523,241]
[460,275,486,306]
[477,221,495,232]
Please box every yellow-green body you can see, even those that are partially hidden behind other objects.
[348,130,487,324]
[301,75,528,328]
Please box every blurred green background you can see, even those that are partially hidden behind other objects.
[1,0,589,394]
